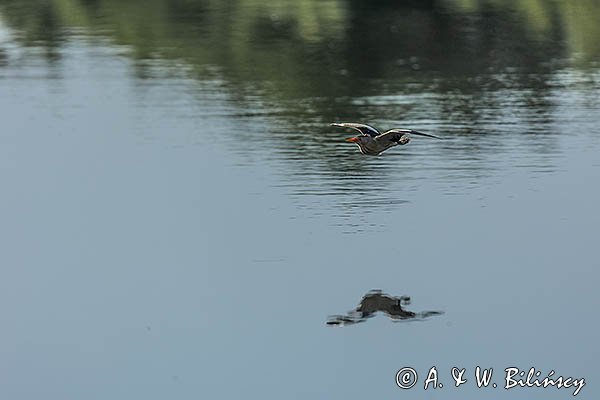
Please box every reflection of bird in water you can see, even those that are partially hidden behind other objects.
[331,122,442,156]
[356,290,415,319]
[327,289,443,326]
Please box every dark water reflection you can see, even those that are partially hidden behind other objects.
[327,289,444,326]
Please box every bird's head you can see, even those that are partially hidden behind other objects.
[345,135,368,144]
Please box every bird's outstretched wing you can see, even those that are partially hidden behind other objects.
[330,122,380,137]
[382,128,442,140]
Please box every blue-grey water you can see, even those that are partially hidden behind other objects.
[1,1,599,399]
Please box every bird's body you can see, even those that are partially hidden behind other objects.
[331,122,441,155]
[346,133,409,156]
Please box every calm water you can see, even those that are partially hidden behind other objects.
[1,1,599,399]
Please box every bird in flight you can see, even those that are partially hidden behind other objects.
[331,122,442,156]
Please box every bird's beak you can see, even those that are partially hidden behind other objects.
[345,137,359,143]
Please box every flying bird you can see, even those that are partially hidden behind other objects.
[331,122,442,155]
